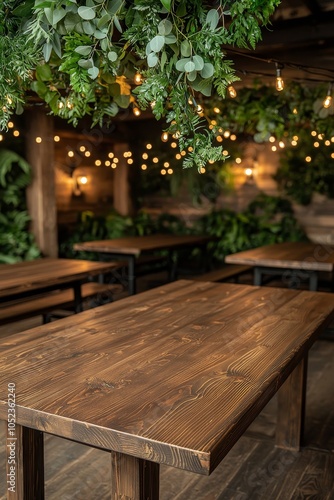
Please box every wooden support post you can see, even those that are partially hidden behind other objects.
[25,109,58,257]
[111,451,160,500]
[113,143,135,216]
[9,424,45,499]
[275,356,308,451]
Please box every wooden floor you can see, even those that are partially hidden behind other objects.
[1,273,334,499]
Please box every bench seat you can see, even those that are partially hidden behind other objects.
[0,282,123,325]
[194,264,253,283]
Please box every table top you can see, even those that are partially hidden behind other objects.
[0,258,119,299]
[73,233,212,256]
[1,280,334,475]
[225,241,334,272]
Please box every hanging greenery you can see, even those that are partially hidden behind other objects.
[1,0,280,168]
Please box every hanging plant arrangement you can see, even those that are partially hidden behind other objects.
[1,0,280,168]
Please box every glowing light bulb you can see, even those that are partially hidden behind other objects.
[134,72,142,85]
[228,85,237,98]
[133,107,141,116]
[161,132,169,142]
[323,94,332,109]
[275,64,284,92]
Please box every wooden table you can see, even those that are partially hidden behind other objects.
[1,279,334,499]
[74,234,212,294]
[0,258,120,312]
[225,241,334,291]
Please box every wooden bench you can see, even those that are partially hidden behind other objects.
[0,282,123,325]
[194,264,253,283]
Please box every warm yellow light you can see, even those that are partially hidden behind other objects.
[230,134,237,141]
[79,146,86,152]
[133,107,141,116]
[331,137,334,142]
[68,150,74,157]
[142,152,148,159]
[216,135,223,143]
[146,143,152,149]
[170,142,177,148]
[331,153,334,159]
[54,135,60,142]
[167,168,173,174]
[223,130,230,138]
[58,101,64,109]
[111,163,117,168]
[222,150,229,156]
[213,107,220,113]
[13,130,20,137]
[105,160,111,166]
[211,120,217,126]
[305,156,312,162]
[275,65,284,92]
[269,136,276,143]
[181,150,186,156]
[293,108,298,114]
[323,95,332,109]
[78,175,88,185]
[161,132,169,142]
[235,157,242,164]
[245,168,253,177]
[196,104,203,113]
[108,152,114,158]
[293,135,299,141]
[0,134,3,141]
[279,141,285,148]
[113,157,119,163]
[8,121,14,128]
[291,140,297,146]
[141,164,147,170]
[175,154,181,160]
[84,151,91,157]
[188,146,193,152]
[228,85,237,98]
[152,157,159,163]
[208,159,214,164]
[318,134,324,140]
[172,131,180,139]
[35,137,42,143]
[164,162,170,168]
[200,167,206,174]
[272,146,277,152]
[95,160,102,166]
[325,140,331,146]
[314,142,320,148]
[66,100,73,109]
[311,130,317,136]
[150,101,156,109]
[134,72,142,85]
[127,158,134,164]
[161,169,166,175]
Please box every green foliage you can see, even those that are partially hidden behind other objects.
[1,0,281,167]
[0,149,41,263]
[197,193,306,262]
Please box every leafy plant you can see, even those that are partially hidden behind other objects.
[1,0,280,168]
[0,149,41,263]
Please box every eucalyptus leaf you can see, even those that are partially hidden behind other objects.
[186,70,197,82]
[74,45,92,56]
[193,54,204,71]
[107,0,123,16]
[52,8,66,25]
[175,57,190,72]
[64,13,81,32]
[206,9,219,30]
[94,29,108,39]
[77,6,96,20]
[97,13,111,29]
[82,21,95,34]
[51,33,62,58]
[147,52,159,67]
[113,15,123,33]
[158,19,173,36]
[180,40,191,57]
[164,34,177,44]
[159,0,171,12]
[184,60,195,73]
[78,58,94,69]
[200,62,214,78]
[44,7,53,25]
[88,66,99,79]
[160,50,167,71]
[108,51,118,62]
[150,35,165,53]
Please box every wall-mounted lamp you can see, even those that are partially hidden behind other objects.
[73,174,88,196]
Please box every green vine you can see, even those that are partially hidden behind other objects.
[0,0,281,168]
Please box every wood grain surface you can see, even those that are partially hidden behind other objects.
[225,241,334,272]
[0,258,120,299]
[1,280,334,476]
[73,234,212,256]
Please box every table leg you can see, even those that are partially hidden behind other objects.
[253,267,263,286]
[275,356,308,451]
[128,256,136,295]
[308,271,318,291]
[11,425,45,499]
[167,251,178,282]
[73,283,83,313]
[111,451,160,500]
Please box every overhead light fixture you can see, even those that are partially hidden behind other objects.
[275,63,284,92]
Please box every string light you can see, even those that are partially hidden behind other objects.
[134,72,143,85]
[275,63,284,92]
[36,137,42,143]
[161,132,169,142]
[323,83,333,109]
[54,135,60,142]
[227,85,237,98]
[13,130,19,137]
[133,107,141,116]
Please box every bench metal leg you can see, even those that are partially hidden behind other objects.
[128,256,136,295]
[275,356,308,451]
[13,425,45,499]
[111,451,159,499]
[253,267,263,286]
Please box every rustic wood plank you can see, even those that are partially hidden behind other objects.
[15,425,44,500]
[225,242,334,272]
[193,265,253,282]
